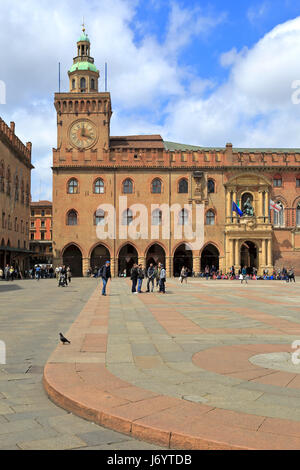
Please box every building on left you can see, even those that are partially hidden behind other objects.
[0,118,34,273]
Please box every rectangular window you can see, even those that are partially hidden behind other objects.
[41,210,45,216]
[297,179,300,188]
[273,178,282,187]
[31,233,34,240]
[41,221,45,228]
[41,232,45,240]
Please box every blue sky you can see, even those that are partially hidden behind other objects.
[1,0,300,200]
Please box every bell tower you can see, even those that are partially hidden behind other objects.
[53,26,112,161]
[68,25,99,93]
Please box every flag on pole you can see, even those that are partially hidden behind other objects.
[270,200,282,212]
[232,201,243,217]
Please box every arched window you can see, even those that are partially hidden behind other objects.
[151,178,162,194]
[273,175,282,187]
[179,209,189,226]
[207,179,215,194]
[72,79,75,89]
[297,204,300,226]
[122,209,133,225]
[67,178,79,194]
[94,178,104,194]
[67,210,78,226]
[297,177,300,188]
[273,202,284,227]
[206,210,215,225]
[152,209,162,226]
[94,209,105,226]
[178,178,188,194]
[123,179,133,194]
[80,77,86,90]
[91,78,95,90]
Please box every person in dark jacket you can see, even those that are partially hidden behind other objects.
[146,264,155,292]
[98,261,111,295]
[130,263,139,294]
[137,264,145,293]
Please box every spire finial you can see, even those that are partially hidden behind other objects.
[82,17,85,33]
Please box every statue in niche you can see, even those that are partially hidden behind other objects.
[243,197,254,217]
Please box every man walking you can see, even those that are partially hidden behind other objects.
[98,261,111,296]
[146,263,155,292]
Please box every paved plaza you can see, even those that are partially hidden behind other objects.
[2,277,300,449]
[0,278,161,450]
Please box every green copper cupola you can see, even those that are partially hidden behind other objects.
[68,24,99,93]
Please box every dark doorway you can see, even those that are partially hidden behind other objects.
[173,244,193,277]
[201,244,220,271]
[240,241,257,274]
[146,244,166,268]
[118,244,138,277]
[90,244,110,272]
[63,245,83,277]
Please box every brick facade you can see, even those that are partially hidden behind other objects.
[52,32,300,277]
[0,118,33,272]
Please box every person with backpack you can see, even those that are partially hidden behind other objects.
[98,261,111,296]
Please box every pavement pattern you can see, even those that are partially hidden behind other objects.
[0,278,162,450]
[43,277,300,450]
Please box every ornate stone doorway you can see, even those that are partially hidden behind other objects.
[240,241,258,274]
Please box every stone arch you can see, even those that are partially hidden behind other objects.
[200,243,220,271]
[90,244,111,272]
[118,243,138,277]
[173,243,193,277]
[145,243,166,268]
[62,244,83,277]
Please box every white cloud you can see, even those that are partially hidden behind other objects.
[162,15,300,148]
[2,1,300,203]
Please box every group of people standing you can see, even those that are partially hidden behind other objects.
[130,262,166,294]
[96,261,167,296]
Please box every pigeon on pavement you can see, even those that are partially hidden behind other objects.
[59,332,71,345]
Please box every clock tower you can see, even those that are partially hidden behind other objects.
[54,26,112,158]
[52,28,113,276]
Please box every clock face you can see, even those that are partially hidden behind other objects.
[69,120,97,149]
